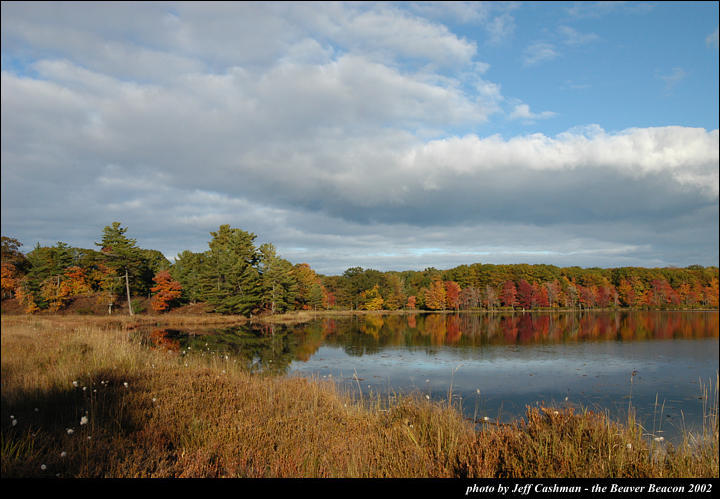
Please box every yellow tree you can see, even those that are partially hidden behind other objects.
[14,278,38,314]
[64,266,91,295]
[293,263,322,310]
[40,276,72,312]
[90,263,122,314]
[1,262,19,299]
[360,284,384,310]
[424,280,446,310]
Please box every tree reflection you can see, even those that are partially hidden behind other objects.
[138,312,718,374]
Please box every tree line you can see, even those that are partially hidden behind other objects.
[1,224,718,315]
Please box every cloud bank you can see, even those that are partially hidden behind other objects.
[1,2,717,274]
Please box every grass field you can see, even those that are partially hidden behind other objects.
[1,315,717,478]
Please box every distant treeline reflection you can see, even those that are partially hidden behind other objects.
[142,311,718,373]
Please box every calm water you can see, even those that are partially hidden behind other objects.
[139,311,718,442]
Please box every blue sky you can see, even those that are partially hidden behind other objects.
[1,1,718,274]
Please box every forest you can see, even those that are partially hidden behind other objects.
[1,223,718,315]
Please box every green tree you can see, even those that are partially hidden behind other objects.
[96,222,143,315]
[199,225,260,315]
[171,250,206,304]
[258,243,298,314]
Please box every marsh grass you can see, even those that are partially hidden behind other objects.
[1,316,717,478]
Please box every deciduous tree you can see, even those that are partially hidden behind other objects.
[150,270,183,312]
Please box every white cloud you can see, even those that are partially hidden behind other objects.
[508,103,557,122]
[409,1,517,45]
[707,26,719,49]
[566,2,654,19]
[657,67,687,94]
[1,2,717,272]
[523,42,558,66]
[558,26,600,46]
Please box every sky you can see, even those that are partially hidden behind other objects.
[1,1,718,275]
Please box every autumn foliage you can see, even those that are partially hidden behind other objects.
[1,262,19,299]
[150,270,183,312]
[1,226,718,315]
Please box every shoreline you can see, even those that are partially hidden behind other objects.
[1,307,718,329]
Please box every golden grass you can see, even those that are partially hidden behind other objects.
[1,315,717,478]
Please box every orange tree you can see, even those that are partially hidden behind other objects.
[150,270,183,312]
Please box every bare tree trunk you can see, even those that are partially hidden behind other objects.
[125,268,133,316]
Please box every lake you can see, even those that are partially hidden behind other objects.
[139,311,718,443]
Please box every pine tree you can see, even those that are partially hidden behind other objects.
[96,222,143,315]
[258,243,298,314]
[198,225,261,315]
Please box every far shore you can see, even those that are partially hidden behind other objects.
[1,305,717,330]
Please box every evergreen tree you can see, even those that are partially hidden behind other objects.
[96,222,143,315]
[172,250,206,304]
[258,243,298,314]
[198,225,261,315]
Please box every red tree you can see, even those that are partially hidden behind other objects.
[444,281,461,310]
[150,270,183,312]
[406,295,417,309]
[516,279,534,309]
[533,283,550,308]
[501,281,517,308]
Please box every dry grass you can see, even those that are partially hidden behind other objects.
[1,315,717,478]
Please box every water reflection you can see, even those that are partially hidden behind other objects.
[136,311,718,442]
[139,311,718,372]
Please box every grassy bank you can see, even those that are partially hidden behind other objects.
[1,316,717,478]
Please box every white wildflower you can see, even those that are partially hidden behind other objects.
[41,464,47,471]
[60,451,67,458]
[553,411,559,415]
[66,428,74,435]
[483,416,490,422]
[425,395,430,400]
[123,382,129,388]
[627,443,632,449]
[72,381,78,387]
[12,419,18,426]
[654,436,664,442]
[83,386,87,391]
[80,416,88,425]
